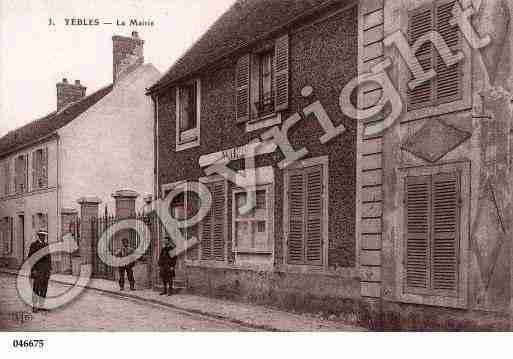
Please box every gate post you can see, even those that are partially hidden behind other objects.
[77,197,101,266]
[60,208,78,274]
[112,189,139,218]
[112,189,139,252]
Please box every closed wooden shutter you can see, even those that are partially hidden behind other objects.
[407,4,434,110]
[431,172,459,292]
[0,218,5,255]
[41,147,48,187]
[286,165,324,265]
[287,169,305,264]
[274,34,289,111]
[404,172,460,295]
[3,161,9,195]
[305,166,323,265]
[407,0,461,110]
[32,150,38,189]
[8,217,13,255]
[200,203,212,260]
[200,181,226,261]
[15,156,26,193]
[236,54,251,123]
[405,175,431,292]
[435,0,461,104]
[23,155,28,192]
[211,181,226,261]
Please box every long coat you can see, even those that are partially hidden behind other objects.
[28,240,52,278]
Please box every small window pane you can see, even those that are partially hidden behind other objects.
[179,84,197,132]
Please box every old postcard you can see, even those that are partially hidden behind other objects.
[1,0,513,356]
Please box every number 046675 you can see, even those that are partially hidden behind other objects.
[12,339,44,349]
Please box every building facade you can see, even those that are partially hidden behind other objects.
[149,0,513,327]
[357,0,513,325]
[149,0,363,313]
[0,32,160,272]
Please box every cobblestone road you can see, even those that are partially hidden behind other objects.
[0,275,253,331]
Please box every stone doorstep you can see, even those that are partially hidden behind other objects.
[0,268,361,331]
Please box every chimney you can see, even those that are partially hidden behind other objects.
[112,31,145,84]
[56,78,86,111]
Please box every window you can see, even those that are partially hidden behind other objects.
[255,51,275,117]
[236,34,289,129]
[284,159,327,266]
[32,148,48,190]
[232,186,272,253]
[1,217,13,256]
[176,79,200,150]
[407,0,462,110]
[200,180,226,261]
[14,155,28,194]
[404,171,460,297]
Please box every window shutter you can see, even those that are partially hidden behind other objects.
[435,0,461,104]
[274,34,289,111]
[211,181,226,261]
[42,147,48,187]
[4,161,9,195]
[14,158,20,193]
[8,217,13,255]
[287,169,305,264]
[305,166,323,265]
[236,54,251,123]
[201,181,226,261]
[0,219,5,255]
[407,5,434,110]
[22,155,28,192]
[431,172,459,292]
[32,150,38,189]
[405,175,431,292]
[4,217,13,255]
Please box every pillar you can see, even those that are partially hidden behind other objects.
[60,208,78,273]
[112,189,139,218]
[112,189,139,255]
[77,197,101,265]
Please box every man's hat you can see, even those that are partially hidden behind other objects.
[164,235,175,248]
[37,230,48,237]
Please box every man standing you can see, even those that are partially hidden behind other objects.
[28,230,52,313]
[158,236,176,296]
[117,238,136,291]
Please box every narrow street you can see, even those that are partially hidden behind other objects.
[0,274,254,331]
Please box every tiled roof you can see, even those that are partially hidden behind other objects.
[148,0,344,93]
[0,84,113,158]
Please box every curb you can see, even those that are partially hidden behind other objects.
[1,269,279,331]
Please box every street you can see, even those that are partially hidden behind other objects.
[0,274,254,331]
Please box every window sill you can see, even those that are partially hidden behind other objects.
[183,260,358,278]
[401,99,472,125]
[176,139,200,152]
[246,112,282,132]
[0,186,56,201]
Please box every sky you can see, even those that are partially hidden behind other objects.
[0,0,235,136]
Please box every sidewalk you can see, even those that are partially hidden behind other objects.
[0,268,364,331]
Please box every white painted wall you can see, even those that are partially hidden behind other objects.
[58,64,160,214]
[0,138,59,266]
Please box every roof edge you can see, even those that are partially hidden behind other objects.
[0,132,59,159]
[146,0,350,96]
